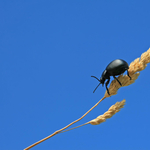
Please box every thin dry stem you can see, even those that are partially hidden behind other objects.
[60,122,90,133]
[89,99,126,125]
[24,96,106,150]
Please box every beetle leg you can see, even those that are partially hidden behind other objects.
[105,77,110,95]
[127,70,131,80]
[113,76,122,86]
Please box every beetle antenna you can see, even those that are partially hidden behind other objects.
[93,82,101,93]
[91,76,101,93]
[91,76,100,82]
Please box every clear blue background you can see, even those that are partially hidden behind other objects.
[1,1,150,150]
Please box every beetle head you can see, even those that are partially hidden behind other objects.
[100,77,105,86]
[99,69,108,86]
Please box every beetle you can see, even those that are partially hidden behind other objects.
[91,59,131,95]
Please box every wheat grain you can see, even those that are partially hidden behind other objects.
[90,99,126,125]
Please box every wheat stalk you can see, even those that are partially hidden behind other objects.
[24,97,106,150]
[24,48,150,150]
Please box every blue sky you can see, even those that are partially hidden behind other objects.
[1,1,150,150]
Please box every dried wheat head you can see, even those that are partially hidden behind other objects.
[104,48,150,97]
[90,99,126,125]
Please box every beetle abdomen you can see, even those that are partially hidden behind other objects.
[106,59,129,76]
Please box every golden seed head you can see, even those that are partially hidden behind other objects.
[89,99,126,125]
[104,48,150,97]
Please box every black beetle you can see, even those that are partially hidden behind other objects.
[91,59,131,95]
